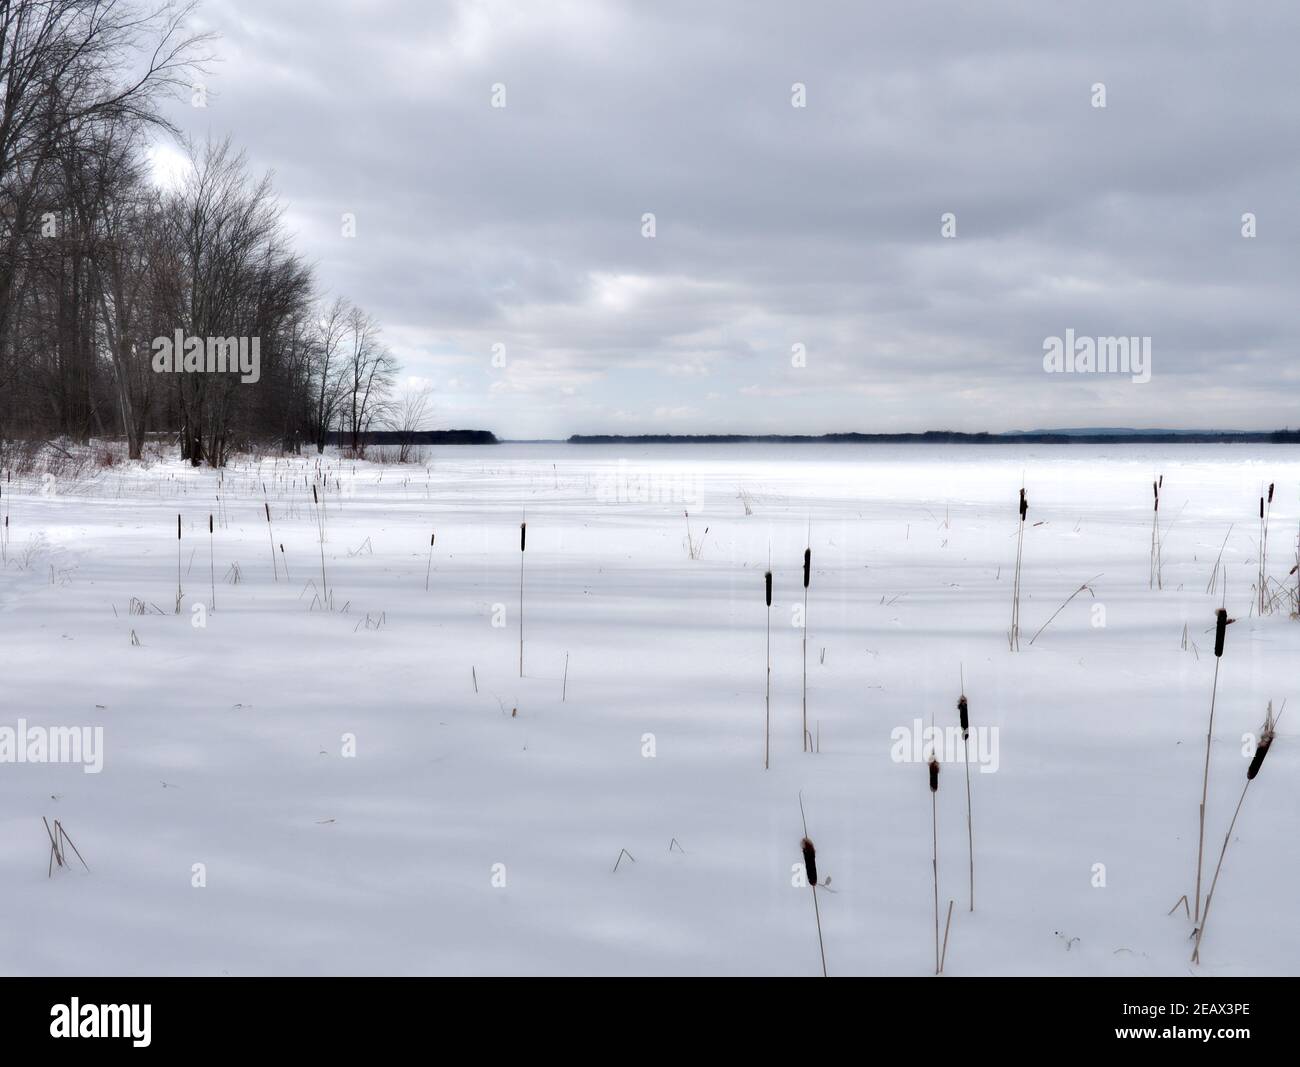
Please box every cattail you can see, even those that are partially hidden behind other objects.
[208,513,216,611]
[1193,703,1279,963]
[763,567,773,769]
[264,500,279,581]
[801,837,818,887]
[1246,731,1272,780]
[518,517,527,677]
[798,793,828,977]
[802,545,811,752]
[928,755,941,974]
[1010,487,1029,649]
[1260,484,1276,614]
[311,483,328,600]
[958,684,974,912]
[1195,608,1232,924]
[176,513,183,613]
[425,531,435,592]
[1150,477,1164,590]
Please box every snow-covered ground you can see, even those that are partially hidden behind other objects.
[1,442,1297,976]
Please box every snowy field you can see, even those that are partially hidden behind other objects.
[1,441,1298,977]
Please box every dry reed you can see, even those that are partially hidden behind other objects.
[519,517,526,677]
[1010,487,1028,649]
[1194,607,1232,924]
[1192,702,1279,963]
[958,677,974,912]
[802,542,811,752]
[764,565,772,770]
[798,793,827,976]
[929,754,941,974]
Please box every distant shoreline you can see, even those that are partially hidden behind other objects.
[325,430,498,445]
[566,431,1300,445]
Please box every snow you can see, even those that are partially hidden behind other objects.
[1,442,1297,976]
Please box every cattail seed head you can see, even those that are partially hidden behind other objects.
[209,514,213,534]
[928,757,940,792]
[264,502,271,522]
[1268,482,1275,503]
[1214,608,1229,657]
[430,532,435,546]
[764,570,772,607]
[1247,735,1272,780]
[958,695,969,739]
[520,522,527,552]
[803,547,811,589]
[800,837,817,886]
[177,514,181,540]
[1260,497,1264,519]
[1248,705,1277,780]
[1019,488,1028,521]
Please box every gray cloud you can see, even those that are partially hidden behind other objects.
[159,0,1300,436]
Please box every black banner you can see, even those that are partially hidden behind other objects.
[0,977,1288,1052]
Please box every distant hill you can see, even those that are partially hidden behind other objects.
[568,430,1300,445]
[1009,427,1243,437]
[326,429,498,445]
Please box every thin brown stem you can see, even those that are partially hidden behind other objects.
[801,584,808,752]
[940,899,954,973]
[764,602,771,770]
[1192,780,1251,964]
[963,732,974,911]
[932,790,940,974]
[1194,657,1222,924]
[810,884,827,977]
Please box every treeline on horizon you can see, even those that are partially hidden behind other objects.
[324,430,497,446]
[0,0,413,468]
[568,430,1300,445]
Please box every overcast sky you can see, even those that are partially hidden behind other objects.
[155,1,1300,438]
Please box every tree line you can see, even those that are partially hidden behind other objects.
[1,0,401,466]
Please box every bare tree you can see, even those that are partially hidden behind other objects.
[340,305,395,454]
[154,137,313,466]
[0,0,212,438]
[303,295,349,453]
[0,6,400,463]
[91,126,162,458]
[391,380,433,462]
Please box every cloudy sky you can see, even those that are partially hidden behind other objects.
[155,0,1300,438]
